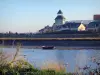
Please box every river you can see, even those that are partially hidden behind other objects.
[0,47,100,73]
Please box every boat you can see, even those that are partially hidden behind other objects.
[42,46,55,49]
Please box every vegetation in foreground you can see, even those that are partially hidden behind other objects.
[0,44,72,75]
[0,59,72,75]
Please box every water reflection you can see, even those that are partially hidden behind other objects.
[75,50,90,73]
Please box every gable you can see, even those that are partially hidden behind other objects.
[78,24,86,31]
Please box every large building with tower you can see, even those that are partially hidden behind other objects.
[39,10,100,33]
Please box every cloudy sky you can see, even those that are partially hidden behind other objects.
[0,0,100,33]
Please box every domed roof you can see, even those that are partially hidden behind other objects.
[55,15,65,20]
[57,10,63,14]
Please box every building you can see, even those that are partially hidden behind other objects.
[78,23,86,31]
[38,10,100,33]
[39,25,53,33]
[87,15,100,32]
[87,20,100,32]
[54,10,66,26]
[52,10,66,32]
[52,10,92,32]
[62,22,86,31]
[94,15,100,20]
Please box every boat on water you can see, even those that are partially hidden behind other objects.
[42,46,55,49]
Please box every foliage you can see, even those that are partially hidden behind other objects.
[0,59,73,75]
[0,48,73,75]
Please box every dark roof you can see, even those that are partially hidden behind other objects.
[54,23,82,30]
[55,15,65,20]
[64,22,81,28]
[57,10,63,14]
[67,20,92,25]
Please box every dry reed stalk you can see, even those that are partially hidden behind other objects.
[9,42,21,67]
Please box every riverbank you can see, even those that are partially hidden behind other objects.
[0,45,100,50]
[1,38,100,47]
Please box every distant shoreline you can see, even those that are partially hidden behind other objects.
[0,38,100,48]
[0,45,100,50]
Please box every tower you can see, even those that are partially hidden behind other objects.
[54,10,66,26]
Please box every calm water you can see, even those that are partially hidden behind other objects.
[1,48,100,72]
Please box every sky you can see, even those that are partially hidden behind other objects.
[0,0,100,33]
